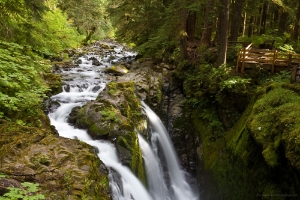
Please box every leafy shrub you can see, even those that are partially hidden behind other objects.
[0,182,45,200]
[0,41,50,121]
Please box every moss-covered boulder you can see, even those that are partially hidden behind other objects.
[0,120,110,199]
[75,81,146,183]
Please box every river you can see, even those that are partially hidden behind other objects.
[48,41,198,200]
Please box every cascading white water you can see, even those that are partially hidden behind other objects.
[138,134,169,200]
[141,102,199,200]
[48,41,198,200]
[48,42,153,200]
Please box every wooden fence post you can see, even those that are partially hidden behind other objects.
[291,65,297,83]
[288,53,292,68]
[241,47,246,73]
[236,49,241,73]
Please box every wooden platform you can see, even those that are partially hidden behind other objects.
[236,48,300,73]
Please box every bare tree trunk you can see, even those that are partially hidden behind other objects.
[186,11,197,42]
[217,0,229,66]
[242,12,247,37]
[200,0,216,47]
[260,1,269,34]
[229,0,244,41]
[248,16,254,37]
[292,2,300,41]
[278,9,289,35]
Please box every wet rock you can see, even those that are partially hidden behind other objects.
[92,85,101,92]
[68,106,81,125]
[63,84,71,92]
[75,59,82,64]
[105,65,129,76]
[44,98,61,114]
[0,120,111,199]
[0,178,21,195]
[92,59,101,66]
[75,82,146,183]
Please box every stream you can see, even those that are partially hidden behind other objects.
[48,41,198,200]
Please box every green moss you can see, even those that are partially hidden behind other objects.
[0,120,110,199]
[101,108,120,122]
[193,82,300,199]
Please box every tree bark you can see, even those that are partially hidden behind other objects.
[248,16,254,37]
[229,0,244,41]
[180,34,188,60]
[260,1,269,34]
[200,0,216,47]
[217,0,229,66]
[278,9,289,35]
[186,10,197,42]
[83,26,96,45]
[292,2,300,41]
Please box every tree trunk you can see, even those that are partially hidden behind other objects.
[229,0,244,41]
[242,12,247,36]
[292,2,300,41]
[186,11,197,42]
[200,0,216,47]
[180,34,188,60]
[248,16,254,37]
[83,26,96,45]
[260,1,269,34]
[278,9,289,35]
[272,5,279,29]
[217,0,229,66]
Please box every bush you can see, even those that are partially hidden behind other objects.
[0,41,49,121]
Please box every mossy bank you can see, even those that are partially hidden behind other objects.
[177,64,300,199]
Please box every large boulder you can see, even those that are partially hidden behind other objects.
[0,120,110,199]
[75,82,146,183]
[105,65,129,76]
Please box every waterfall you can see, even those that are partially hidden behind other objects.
[141,102,198,200]
[48,41,198,200]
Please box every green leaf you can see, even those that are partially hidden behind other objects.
[21,182,39,193]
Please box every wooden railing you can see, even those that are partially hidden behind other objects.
[236,48,300,73]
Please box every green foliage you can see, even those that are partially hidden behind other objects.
[278,44,295,53]
[0,182,45,200]
[0,0,48,42]
[0,41,49,121]
[177,63,251,136]
[59,0,111,44]
[31,9,83,55]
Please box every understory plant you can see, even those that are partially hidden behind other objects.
[0,41,50,122]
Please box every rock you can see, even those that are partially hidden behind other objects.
[92,85,101,92]
[0,178,21,195]
[75,82,146,183]
[75,59,82,64]
[68,106,81,125]
[105,65,129,76]
[92,59,101,66]
[44,98,61,114]
[0,120,111,199]
[63,84,71,92]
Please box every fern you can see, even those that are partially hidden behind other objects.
[0,182,45,200]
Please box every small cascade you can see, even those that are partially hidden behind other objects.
[138,134,169,200]
[141,101,198,200]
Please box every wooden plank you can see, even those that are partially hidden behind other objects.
[240,58,273,62]
[245,53,275,57]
